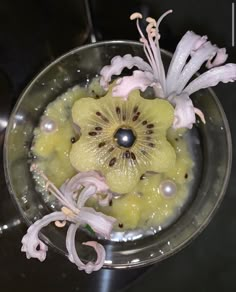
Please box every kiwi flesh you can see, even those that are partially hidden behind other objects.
[70,88,176,194]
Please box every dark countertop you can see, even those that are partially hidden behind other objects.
[0,0,235,291]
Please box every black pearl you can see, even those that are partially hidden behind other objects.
[114,127,136,148]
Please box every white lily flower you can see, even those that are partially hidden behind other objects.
[21,165,116,274]
[100,10,236,129]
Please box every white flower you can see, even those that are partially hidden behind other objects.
[100,10,236,129]
[21,165,116,274]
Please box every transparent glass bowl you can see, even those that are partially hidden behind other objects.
[4,41,232,269]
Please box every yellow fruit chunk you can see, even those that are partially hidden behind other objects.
[111,193,142,229]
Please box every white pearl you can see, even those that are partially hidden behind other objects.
[40,117,57,133]
[160,180,177,198]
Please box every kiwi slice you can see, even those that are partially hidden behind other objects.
[70,88,176,193]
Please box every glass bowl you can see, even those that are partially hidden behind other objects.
[3,40,232,269]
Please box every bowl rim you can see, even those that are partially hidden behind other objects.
[3,40,232,269]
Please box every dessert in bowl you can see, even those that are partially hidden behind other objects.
[4,11,233,273]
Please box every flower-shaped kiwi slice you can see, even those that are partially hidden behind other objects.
[70,88,176,194]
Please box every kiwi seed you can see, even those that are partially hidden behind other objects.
[98,142,106,148]
[109,157,117,167]
[147,124,154,128]
[131,152,136,160]
[95,126,103,131]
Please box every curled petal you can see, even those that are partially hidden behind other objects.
[112,70,156,100]
[77,185,97,208]
[191,35,208,54]
[66,224,105,274]
[206,48,228,69]
[83,241,106,269]
[21,212,67,262]
[63,171,108,194]
[175,42,218,94]
[78,186,113,208]
[61,171,109,207]
[171,94,197,129]
[184,63,236,95]
[100,54,152,90]
[96,191,113,207]
[166,31,204,95]
[76,207,116,239]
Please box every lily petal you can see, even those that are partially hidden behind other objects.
[96,191,113,207]
[60,171,109,207]
[171,94,197,129]
[166,31,204,95]
[184,63,236,95]
[83,241,106,268]
[77,185,97,208]
[21,212,67,262]
[112,70,156,100]
[206,48,228,69]
[76,207,116,239]
[100,54,152,90]
[191,35,208,54]
[175,41,218,94]
[66,223,105,274]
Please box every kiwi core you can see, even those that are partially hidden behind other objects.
[114,127,136,148]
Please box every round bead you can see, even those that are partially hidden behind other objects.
[40,117,57,133]
[114,127,136,148]
[160,180,177,198]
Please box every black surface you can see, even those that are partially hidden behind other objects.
[0,0,236,291]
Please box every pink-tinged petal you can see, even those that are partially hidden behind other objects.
[206,48,228,69]
[184,63,236,95]
[97,191,113,207]
[166,31,203,95]
[100,54,152,90]
[66,224,105,274]
[78,186,112,208]
[83,241,106,269]
[60,171,109,207]
[77,185,97,208]
[171,94,198,129]
[112,70,156,100]
[191,35,208,54]
[175,42,218,94]
[63,171,108,195]
[76,207,116,239]
[21,212,67,262]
